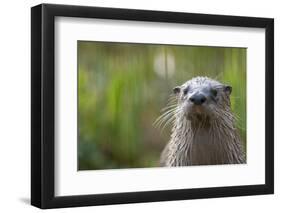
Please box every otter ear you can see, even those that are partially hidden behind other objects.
[173,86,181,94]
[224,85,232,95]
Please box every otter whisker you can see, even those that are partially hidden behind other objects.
[154,114,175,129]
[161,104,179,112]
[160,113,179,133]
[166,94,178,102]
[165,99,178,108]
[157,106,183,129]
[154,108,181,129]
[154,107,179,124]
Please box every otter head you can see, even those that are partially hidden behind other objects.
[173,77,232,122]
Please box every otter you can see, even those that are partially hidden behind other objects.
[156,76,245,166]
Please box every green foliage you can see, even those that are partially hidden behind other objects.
[78,41,247,170]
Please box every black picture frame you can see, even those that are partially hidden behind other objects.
[31,3,274,209]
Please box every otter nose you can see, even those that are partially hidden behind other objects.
[189,94,206,105]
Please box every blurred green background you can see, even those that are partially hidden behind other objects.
[78,41,246,170]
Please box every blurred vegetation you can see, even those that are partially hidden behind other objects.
[78,41,246,170]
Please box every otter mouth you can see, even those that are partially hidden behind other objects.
[191,105,205,114]
[186,105,210,121]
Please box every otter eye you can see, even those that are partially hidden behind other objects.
[211,88,218,97]
[183,87,189,95]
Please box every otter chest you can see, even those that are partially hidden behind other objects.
[189,129,224,165]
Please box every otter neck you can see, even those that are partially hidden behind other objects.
[168,114,241,166]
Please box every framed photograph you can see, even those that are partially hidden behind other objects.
[31,3,274,209]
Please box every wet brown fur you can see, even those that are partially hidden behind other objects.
[157,77,245,166]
